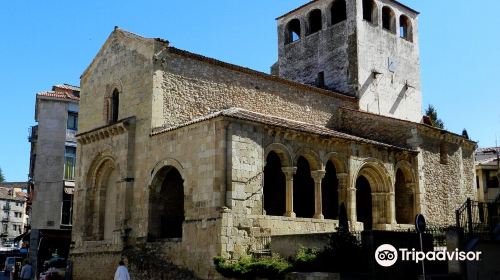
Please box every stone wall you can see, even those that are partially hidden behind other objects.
[277,0,357,94]
[71,251,122,280]
[356,0,422,122]
[420,135,476,224]
[154,48,357,131]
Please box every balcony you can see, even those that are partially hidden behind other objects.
[28,125,38,142]
[1,217,9,222]
[3,204,10,211]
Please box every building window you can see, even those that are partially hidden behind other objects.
[111,89,119,123]
[308,9,322,34]
[67,112,78,130]
[399,15,413,42]
[61,189,73,226]
[487,171,499,189]
[64,146,77,181]
[362,0,377,24]
[331,0,347,25]
[285,19,301,44]
[2,224,6,233]
[316,71,325,88]
[382,6,396,33]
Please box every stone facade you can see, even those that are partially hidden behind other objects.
[275,0,422,122]
[71,2,476,279]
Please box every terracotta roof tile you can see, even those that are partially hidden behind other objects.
[152,107,416,152]
[37,91,80,101]
[53,84,80,92]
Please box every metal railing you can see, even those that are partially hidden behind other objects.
[252,235,271,257]
[456,198,500,240]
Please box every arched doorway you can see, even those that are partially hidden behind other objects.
[263,151,286,216]
[395,169,414,224]
[356,175,372,230]
[293,156,315,218]
[148,166,184,240]
[322,161,339,219]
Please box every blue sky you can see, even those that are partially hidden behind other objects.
[0,0,499,181]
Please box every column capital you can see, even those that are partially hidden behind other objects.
[311,170,326,181]
[281,166,297,174]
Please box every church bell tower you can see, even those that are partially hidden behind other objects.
[273,0,422,122]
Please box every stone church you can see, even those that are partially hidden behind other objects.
[70,0,476,278]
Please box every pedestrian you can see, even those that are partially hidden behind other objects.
[19,261,33,280]
[114,260,130,280]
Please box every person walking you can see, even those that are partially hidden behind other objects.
[114,260,130,280]
[19,261,33,280]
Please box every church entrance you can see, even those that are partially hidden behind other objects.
[148,166,184,240]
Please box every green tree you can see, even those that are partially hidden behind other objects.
[425,104,444,129]
[462,129,469,139]
[0,167,5,183]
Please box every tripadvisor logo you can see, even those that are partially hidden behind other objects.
[375,244,482,267]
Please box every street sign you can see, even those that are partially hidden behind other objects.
[415,214,426,233]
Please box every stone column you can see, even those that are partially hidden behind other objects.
[282,167,297,218]
[347,186,357,223]
[337,173,349,206]
[388,192,396,224]
[311,170,326,219]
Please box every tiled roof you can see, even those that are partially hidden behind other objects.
[475,147,500,165]
[0,182,27,189]
[0,187,25,202]
[53,84,80,92]
[152,108,416,152]
[37,91,80,101]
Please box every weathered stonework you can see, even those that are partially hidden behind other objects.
[71,2,476,279]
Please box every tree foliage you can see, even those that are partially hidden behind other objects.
[0,167,5,183]
[425,104,444,129]
[462,129,469,139]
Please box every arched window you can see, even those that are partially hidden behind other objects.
[399,15,413,42]
[308,9,323,34]
[263,151,286,216]
[382,6,396,33]
[111,89,119,123]
[285,19,301,44]
[148,166,185,240]
[362,0,377,24]
[331,0,347,25]
[293,156,315,218]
